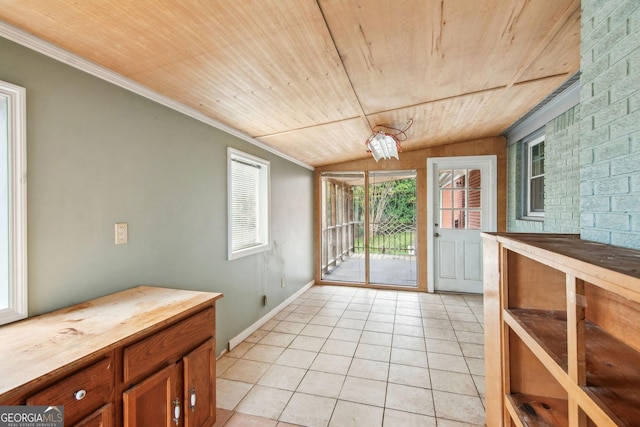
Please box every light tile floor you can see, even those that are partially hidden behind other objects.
[214,285,485,427]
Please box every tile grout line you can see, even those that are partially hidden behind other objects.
[218,286,485,426]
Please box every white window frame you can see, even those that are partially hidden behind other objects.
[227,148,270,260]
[525,133,545,218]
[0,80,27,326]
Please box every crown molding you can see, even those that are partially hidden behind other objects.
[0,20,314,171]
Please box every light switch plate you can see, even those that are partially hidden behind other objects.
[115,222,128,245]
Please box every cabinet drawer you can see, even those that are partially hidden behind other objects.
[123,306,215,384]
[26,357,113,426]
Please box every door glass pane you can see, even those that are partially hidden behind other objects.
[369,170,417,287]
[439,168,483,229]
[468,190,481,208]
[438,169,452,187]
[439,169,455,230]
[453,169,466,188]
[441,209,453,229]
[468,169,481,188]
[320,172,365,283]
[468,210,482,229]
[453,210,466,228]
[440,189,452,208]
[453,190,466,209]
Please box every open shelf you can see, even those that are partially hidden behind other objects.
[483,233,640,427]
[505,308,640,425]
[506,251,567,312]
[583,322,640,425]
[506,309,568,371]
[507,328,569,426]
[507,393,568,427]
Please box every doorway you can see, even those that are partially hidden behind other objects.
[427,156,497,293]
[368,170,417,287]
[320,171,417,288]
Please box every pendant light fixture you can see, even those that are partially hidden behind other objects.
[365,119,414,162]
[367,132,400,161]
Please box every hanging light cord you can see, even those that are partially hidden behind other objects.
[365,118,414,153]
[373,118,414,142]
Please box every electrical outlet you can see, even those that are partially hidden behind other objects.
[281,278,285,288]
[115,222,128,245]
[262,295,267,306]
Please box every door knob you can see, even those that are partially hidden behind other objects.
[434,232,440,237]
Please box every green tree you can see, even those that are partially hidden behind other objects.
[370,178,415,224]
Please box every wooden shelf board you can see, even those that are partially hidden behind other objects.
[583,325,640,426]
[507,393,568,427]
[507,309,568,371]
[489,232,640,283]
[508,308,640,426]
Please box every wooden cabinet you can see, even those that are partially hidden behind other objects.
[483,233,640,427]
[123,339,215,427]
[75,405,113,427]
[182,340,216,427]
[26,357,114,426]
[123,364,178,427]
[0,286,222,427]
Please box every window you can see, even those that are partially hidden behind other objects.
[0,80,27,326]
[227,148,270,260]
[525,133,545,217]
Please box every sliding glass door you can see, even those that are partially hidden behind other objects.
[320,172,365,283]
[369,171,417,286]
[320,170,417,287]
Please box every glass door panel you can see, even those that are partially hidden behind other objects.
[438,168,482,230]
[320,172,365,283]
[369,170,417,287]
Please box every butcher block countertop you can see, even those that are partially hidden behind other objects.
[0,286,223,399]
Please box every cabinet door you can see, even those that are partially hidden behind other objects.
[73,404,112,427]
[183,339,215,427]
[123,364,180,427]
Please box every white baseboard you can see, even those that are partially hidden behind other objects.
[228,280,315,350]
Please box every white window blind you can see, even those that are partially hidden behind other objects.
[228,148,270,260]
[231,158,260,251]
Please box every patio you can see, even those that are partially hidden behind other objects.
[323,253,417,287]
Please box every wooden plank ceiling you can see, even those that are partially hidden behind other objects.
[0,0,580,167]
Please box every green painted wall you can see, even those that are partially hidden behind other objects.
[0,37,314,354]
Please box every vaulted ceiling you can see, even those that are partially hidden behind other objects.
[0,0,580,167]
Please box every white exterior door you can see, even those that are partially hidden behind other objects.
[427,156,497,293]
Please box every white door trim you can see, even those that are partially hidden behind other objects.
[426,155,497,293]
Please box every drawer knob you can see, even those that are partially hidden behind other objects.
[189,387,196,412]
[74,389,87,401]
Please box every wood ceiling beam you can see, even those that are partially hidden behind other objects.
[315,0,373,134]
